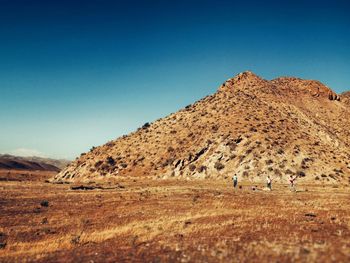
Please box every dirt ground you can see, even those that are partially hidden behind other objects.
[0,170,349,262]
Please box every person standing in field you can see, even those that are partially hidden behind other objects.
[266,175,272,191]
[289,175,297,191]
[233,174,238,189]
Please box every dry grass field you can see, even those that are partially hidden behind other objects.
[0,170,349,262]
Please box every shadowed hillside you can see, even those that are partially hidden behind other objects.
[52,71,350,184]
[0,154,70,172]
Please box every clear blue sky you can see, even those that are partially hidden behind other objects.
[0,0,349,159]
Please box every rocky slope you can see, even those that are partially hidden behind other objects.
[341,91,350,105]
[52,71,350,184]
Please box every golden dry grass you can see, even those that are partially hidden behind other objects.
[1,171,349,262]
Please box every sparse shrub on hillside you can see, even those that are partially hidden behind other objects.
[271,141,279,147]
[226,141,237,151]
[106,156,115,166]
[265,159,273,165]
[301,164,309,169]
[106,141,115,147]
[197,165,207,173]
[301,158,313,169]
[214,161,225,170]
[100,163,110,172]
[277,148,284,155]
[329,174,337,180]
[249,127,257,132]
[90,146,96,152]
[234,136,243,144]
[120,163,128,168]
[245,148,253,155]
[229,154,236,160]
[297,171,306,177]
[94,160,103,168]
[167,146,175,152]
[274,169,282,177]
[293,145,300,155]
[285,169,293,175]
[189,164,196,172]
[142,122,150,129]
[212,125,219,132]
[162,158,175,167]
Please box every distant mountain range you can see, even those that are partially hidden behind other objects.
[0,154,70,171]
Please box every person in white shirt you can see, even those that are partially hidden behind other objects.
[233,174,238,189]
[267,175,272,190]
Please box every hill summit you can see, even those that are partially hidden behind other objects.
[52,71,350,184]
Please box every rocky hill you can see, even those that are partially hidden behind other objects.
[0,154,70,171]
[52,71,350,184]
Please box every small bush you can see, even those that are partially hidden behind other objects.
[167,146,175,152]
[297,170,306,177]
[142,122,150,129]
[285,169,293,175]
[40,200,49,207]
[162,158,174,167]
[214,162,225,170]
[106,156,115,166]
[120,163,128,168]
[212,125,219,132]
[189,164,196,172]
[265,159,273,165]
[197,165,207,173]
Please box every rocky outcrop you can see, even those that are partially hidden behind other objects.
[271,77,340,100]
